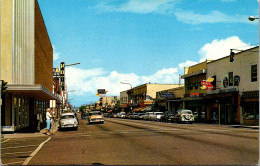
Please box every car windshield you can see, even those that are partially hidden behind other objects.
[89,112,101,116]
[182,110,192,114]
[61,115,75,119]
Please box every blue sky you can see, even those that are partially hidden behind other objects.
[38,0,259,106]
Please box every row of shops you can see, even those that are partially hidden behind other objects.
[119,46,259,125]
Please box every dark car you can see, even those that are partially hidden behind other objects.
[161,113,175,122]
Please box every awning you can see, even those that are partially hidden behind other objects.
[133,107,145,112]
[7,84,62,103]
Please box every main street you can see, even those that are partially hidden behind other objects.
[2,117,259,165]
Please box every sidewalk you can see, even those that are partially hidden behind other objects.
[1,120,59,139]
[231,125,259,129]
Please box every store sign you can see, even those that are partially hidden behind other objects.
[144,100,153,105]
[219,88,237,93]
[60,62,65,91]
[157,92,175,98]
[223,77,228,88]
[50,100,56,108]
[97,89,106,94]
[234,75,240,86]
[201,77,214,90]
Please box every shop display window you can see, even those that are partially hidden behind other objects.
[243,102,259,120]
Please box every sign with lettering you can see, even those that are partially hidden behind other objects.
[60,62,65,91]
[234,75,240,86]
[201,77,214,90]
[97,89,106,94]
[219,88,237,93]
[223,77,228,88]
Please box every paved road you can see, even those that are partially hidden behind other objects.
[26,117,259,165]
[1,117,259,165]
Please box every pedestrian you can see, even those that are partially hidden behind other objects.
[46,108,52,136]
[36,109,42,132]
[50,108,57,134]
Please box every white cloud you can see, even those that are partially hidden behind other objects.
[52,45,60,61]
[95,0,176,14]
[66,67,181,98]
[198,36,253,62]
[178,60,198,69]
[174,10,252,24]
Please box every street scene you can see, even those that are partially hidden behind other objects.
[0,0,259,165]
[1,115,259,165]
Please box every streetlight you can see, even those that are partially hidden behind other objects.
[120,82,132,89]
[248,16,259,21]
[65,63,80,67]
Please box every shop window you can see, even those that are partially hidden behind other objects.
[189,83,193,90]
[251,64,257,82]
[228,72,233,86]
[194,82,199,89]
[243,102,259,120]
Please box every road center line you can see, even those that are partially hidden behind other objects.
[22,137,51,165]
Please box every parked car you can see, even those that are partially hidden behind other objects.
[125,113,133,119]
[88,111,104,124]
[59,112,78,130]
[161,112,175,122]
[118,112,126,118]
[150,112,164,121]
[143,112,153,120]
[130,113,139,119]
[173,109,194,124]
[137,113,146,120]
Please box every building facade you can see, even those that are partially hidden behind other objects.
[131,83,182,111]
[156,86,184,113]
[181,60,212,121]
[1,0,61,132]
[206,46,259,125]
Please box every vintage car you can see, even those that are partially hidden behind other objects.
[88,111,104,124]
[59,112,78,130]
[173,109,194,124]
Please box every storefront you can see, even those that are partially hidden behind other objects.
[1,85,61,132]
[182,93,206,122]
[204,91,239,124]
[241,91,259,125]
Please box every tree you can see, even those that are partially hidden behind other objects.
[79,106,87,113]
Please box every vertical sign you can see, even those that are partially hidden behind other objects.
[60,62,65,91]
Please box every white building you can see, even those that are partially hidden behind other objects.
[205,46,259,125]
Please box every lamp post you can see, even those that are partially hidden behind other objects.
[248,16,259,21]
[120,82,133,112]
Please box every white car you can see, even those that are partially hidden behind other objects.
[150,112,164,121]
[143,112,153,120]
[59,112,79,130]
[174,109,194,124]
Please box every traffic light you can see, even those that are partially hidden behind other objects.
[230,51,234,62]
[1,80,8,96]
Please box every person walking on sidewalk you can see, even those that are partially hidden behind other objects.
[50,108,57,134]
[46,108,52,136]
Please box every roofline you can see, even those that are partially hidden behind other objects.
[207,46,259,64]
